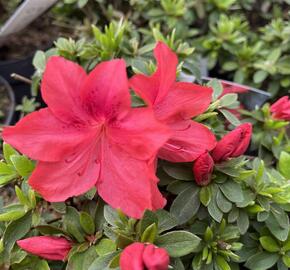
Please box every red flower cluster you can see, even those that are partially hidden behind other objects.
[193,123,252,186]
[120,243,169,270]
[270,96,290,121]
[17,236,72,261]
[2,42,216,218]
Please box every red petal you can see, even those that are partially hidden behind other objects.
[130,42,177,105]
[81,59,130,119]
[155,82,213,121]
[212,123,252,162]
[17,236,72,261]
[108,107,170,160]
[270,96,290,121]
[41,56,88,122]
[2,108,92,162]
[143,244,170,270]
[120,243,145,270]
[158,120,216,162]
[29,143,100,201]
[193,152,214,186]
[97,143,166,219]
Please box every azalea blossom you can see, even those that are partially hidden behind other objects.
[193,151,214,186]
[130,42,216,162]
[3,57,171,218]
[17,236,72,261]
[120,243,169,270]
[211,123,252,162]
[270,96,290,121]
[193,123,252,186]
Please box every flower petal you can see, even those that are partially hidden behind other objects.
[193,152,214,186]
[29,143,100,201]
[97,143,166,218]
[108,107,170,160]
[81,59,130,119]
[143,244,170,270]
[17,236,72,261]
[212,123,252,162]
[158,120,216,162]
[2,108,92,162]
[154,82,213,121]
[120,243,145,270]
[41,56,88,122]
[129,42,177,105]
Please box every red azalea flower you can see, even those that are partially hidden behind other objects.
[193,152,214,186]
[17,236,72,261]
[120,243,169,270]
[130,42,216,162]
[211,123,252,162]
[2,57,171,218]
[270,96,290,121]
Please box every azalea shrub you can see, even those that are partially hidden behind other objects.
[0,40,290,270]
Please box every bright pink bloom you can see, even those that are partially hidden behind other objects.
[211,123,252,162]
[120,243,169,270]
[193,152,214,186]
[130,42,216,162]
[270,96,290,121]
[17,236,72,261]
[3,57,170,218]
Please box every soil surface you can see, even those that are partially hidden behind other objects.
[0,14,72,61]
[0,82,11,123]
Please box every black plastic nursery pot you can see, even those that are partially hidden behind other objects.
[0,75,15,126]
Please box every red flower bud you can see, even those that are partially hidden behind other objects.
[270,96,290,121]
[193,152,214,186]
[120,243,169,270]
[211,123,252,162]
[17,236,72,261]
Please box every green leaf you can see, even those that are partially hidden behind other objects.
[88,251,120,270]
[156,210,178,233]
[3,143,19,165]
[95,239,117,256]
[104,205,119,226]
[141,223,157,243]
[64,207,85,242]
[0,162,15,175]
[208,193,223,222]
[278,151,290,179]
[32,51,46,73]
[3,211,32,254]
[200,186,212,206]
[140,210,158,234]
[210,79,223,100]
[216,189,232,213]
[219,93,238,107]
[266,213,289,241]
[80,212,95,235]
[155,231,201,257]
[237,210,249,235]
[68,246,98,270]
[245,252,279,270]
[10,155,34,177]
[170,186,200,224]
[163,164,194,181]
[0,209,26,221]
[259,236,280,252]
[282,255,290,267]
[216,255,231,270]
[219,181,243,203]
[220,109,241,126]
[253,70,268,84]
